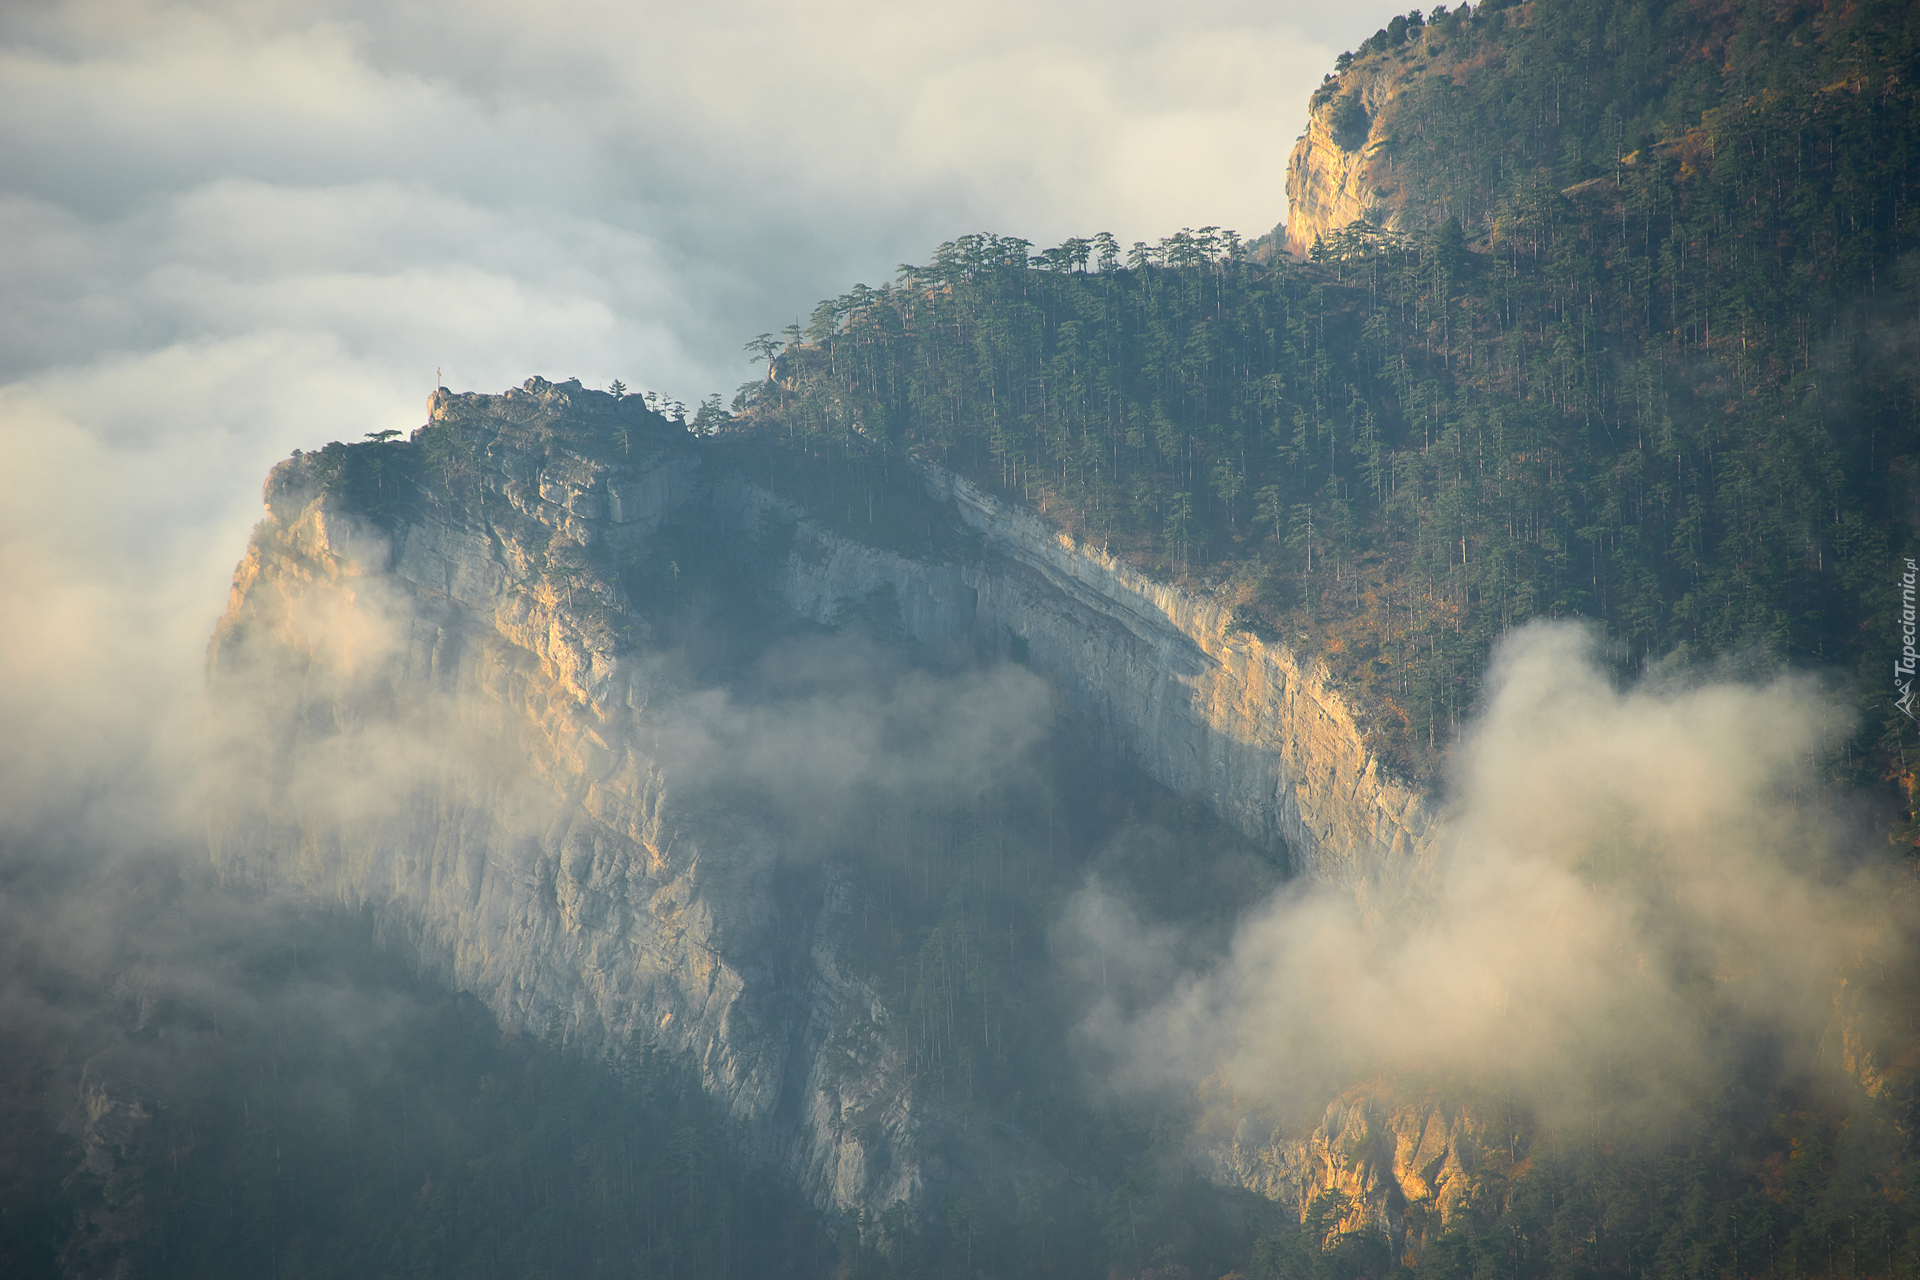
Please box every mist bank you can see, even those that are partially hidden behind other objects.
[0,853,834,1279]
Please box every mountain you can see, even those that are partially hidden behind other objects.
[15,0,1920,1276]
[198,372,1423,1252]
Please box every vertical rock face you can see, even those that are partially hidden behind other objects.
[208,381,952,1223]
[207,379,1440,1225]
[60,1061,156,1280]
[727,467,1438,901]
[1202,1086,1520,1259]
[1286,59,1406,258]
[1284,18,1489,259]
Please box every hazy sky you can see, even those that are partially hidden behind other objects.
[0,0,1401,843]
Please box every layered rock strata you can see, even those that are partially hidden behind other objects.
[721,467,1437,900]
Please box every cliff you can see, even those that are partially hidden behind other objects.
[208,381,950,1223]
[1283,10,1497,258]
[1286,61,1408,259]
[206,379,1442,1226]
[1202,1084,1521,1259]
[717,463,1437,897]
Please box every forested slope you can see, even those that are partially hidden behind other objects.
[732,0,1920,792]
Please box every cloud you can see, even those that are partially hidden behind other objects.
[655,633,1053,844]
[1071,622,1905,1131]
[0,333,405,849]
[0,0,1404,861]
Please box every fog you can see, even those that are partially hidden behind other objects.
[1069,622,1908,1135]
[0,0,1399,862]
[0,8,1405,1252]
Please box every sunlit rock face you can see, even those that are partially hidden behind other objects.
[206,378,1438,1221]
[1202,1086,1513,1259]
[1283,28,1462,259]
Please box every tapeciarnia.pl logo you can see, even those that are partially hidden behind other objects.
[1900,557,1919,721]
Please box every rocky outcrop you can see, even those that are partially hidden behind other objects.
[1284,16,1494,258]
[1825,920,1920,1108]
[59,1059,157,1280]
[1287,65,1404,258]
[208,380,963,1225]
[1202,1085,1523,1258]
[206,377,1442,1228]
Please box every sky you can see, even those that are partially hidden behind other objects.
[0,0,1403,847]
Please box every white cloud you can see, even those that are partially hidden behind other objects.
[1072,623,1896,1132]
[0,331,400,844]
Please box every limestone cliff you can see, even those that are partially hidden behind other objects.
[207,377,1442,1228]
[1287,65,1403,258]
[721,465,1437,900]
[1284,16,1490,258]
[1200,1085,1525,1259]
[208,380,967,1224]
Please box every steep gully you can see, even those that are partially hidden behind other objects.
[205,379,1445,1236]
